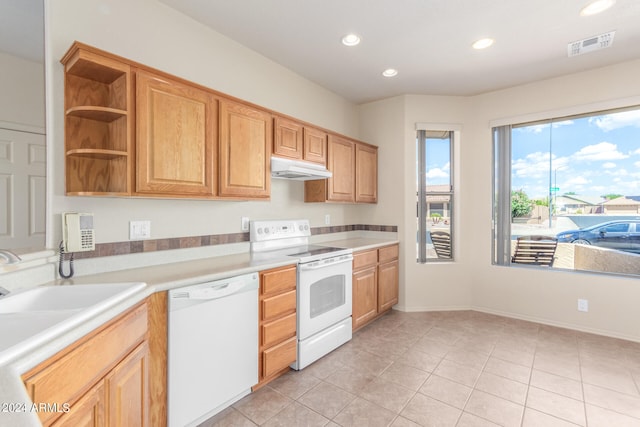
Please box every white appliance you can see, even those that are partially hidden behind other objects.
[271,157,332,180]
[168,272,258,427]
[250,219,353,370]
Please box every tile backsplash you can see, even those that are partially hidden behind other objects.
[75,224,397,260]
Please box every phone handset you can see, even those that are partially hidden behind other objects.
[62,213,95,253]
[59,213,95,279]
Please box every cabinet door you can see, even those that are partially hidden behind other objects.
[378,260,399,313]
[352,267,378,330]
[105,342,149,427]
[51,382,104,427]
[327,135,355,202]
[273,116,302,159]
[355,143,378,203]
[136,70,216,196]
[219,99,271,198]
[303,126,327,165]
[262,336,297,378]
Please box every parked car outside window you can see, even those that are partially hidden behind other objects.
[556,220,640,254]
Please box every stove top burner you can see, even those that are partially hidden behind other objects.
[286,245,345,258]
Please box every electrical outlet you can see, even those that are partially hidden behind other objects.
[241,217,250,232]
[129,220,151,240]
[325,214,331,225]
[577,298,589,312]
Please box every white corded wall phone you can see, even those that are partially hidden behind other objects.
[61,212,95,252]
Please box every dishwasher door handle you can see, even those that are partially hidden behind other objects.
[187,280,245,300]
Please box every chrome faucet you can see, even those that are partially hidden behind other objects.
[0,249,22,265]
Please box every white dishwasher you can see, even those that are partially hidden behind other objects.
[168,272,258,427]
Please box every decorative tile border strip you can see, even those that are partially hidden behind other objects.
[74,224,397,259]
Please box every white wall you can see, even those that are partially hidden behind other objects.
[46,0,364,246]
[359,59,640,341]
[0,51,45,130]
[45,0,640,339]
[358,95,474,311]
[467,60,640,341]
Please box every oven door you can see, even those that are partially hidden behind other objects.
[297,255,352,340]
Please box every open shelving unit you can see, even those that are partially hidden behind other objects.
[61,43,132,195]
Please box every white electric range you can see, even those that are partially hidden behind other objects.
[250,219,353,369]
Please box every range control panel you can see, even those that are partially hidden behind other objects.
[250,219,311,242]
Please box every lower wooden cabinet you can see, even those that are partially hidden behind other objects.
[352,244,400,331]
[256,265,297,388]
[353,265,378,329]
[105,342,149,426]
[51,381,104,427]
[22,301,151,427]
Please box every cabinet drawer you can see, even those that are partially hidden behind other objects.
[262,265,297,295]
[378,244,399,263]
[262,336,297,378]
[353,249,377,270]
[262,312,296,348]
[262,290,296,321]
[23,302,148,425]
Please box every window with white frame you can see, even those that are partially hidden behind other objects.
[417,130,454,262]
[492,106,640,277]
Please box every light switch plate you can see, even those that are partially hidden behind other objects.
[241,217,250,232]
[130,220,151,240]
[577,298,589,312]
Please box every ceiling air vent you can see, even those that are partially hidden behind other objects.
[568,31,615,57]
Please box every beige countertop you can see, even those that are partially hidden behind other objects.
[320,237,399,252]
[0,237,398,426]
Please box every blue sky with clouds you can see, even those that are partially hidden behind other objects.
[512,109,640,199]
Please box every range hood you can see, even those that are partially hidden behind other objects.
[271,157,332,181]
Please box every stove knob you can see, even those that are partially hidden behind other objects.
[257,228,263,234]
[299,225,303,231]
[265,228,270,234]
[304,224,309,231]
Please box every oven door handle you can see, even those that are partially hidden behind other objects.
[299,255,353,271]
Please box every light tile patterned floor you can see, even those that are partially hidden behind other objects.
[199,310,640,427]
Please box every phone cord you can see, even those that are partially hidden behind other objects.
[58,241,75,279]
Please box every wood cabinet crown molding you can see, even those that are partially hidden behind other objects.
[60,41,376,201]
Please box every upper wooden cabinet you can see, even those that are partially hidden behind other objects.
[61,42,376,201]
[273,116,302,160]
[219,99,271,198]
[326,135,356,202]
[303,126,328,165]
[61,43,133,195]
[273,116,327,165]
[305,135,377,203]
[355,142,378,203]
[135,70,216,196]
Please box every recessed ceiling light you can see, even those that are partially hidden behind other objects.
[580,0,616,16]
[382,68,398,77]
[472,38,494,50]
[341,34,361,46]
